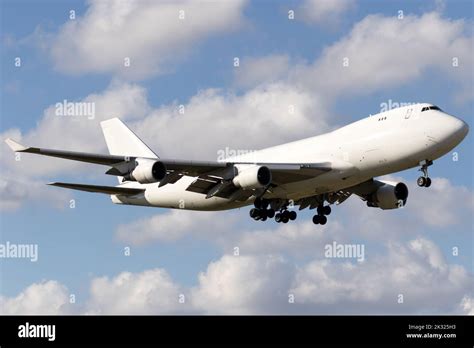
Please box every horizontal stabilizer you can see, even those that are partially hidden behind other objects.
[48,182,145,196]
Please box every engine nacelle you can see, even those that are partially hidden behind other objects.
[369,181,409,210]
[232,165,272,189]
[129,159,167,184]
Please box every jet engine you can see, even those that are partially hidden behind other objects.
[233,165,272,189]
[127,159,167,184]
[368,181,408,210]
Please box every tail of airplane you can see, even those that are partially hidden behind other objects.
[100,118,158,159]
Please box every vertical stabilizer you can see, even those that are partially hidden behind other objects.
[100,118,158,159]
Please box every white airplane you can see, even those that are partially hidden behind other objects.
[5,103,469,225]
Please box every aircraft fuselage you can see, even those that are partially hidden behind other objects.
[113,103,469,210]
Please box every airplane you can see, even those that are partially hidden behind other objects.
[5,103,469,225]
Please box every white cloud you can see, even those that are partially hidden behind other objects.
[232,12,472,105]
[292,12,472,100]
[291,238,473,314]
[86,268,184,314]
[2,238,471,314]
[408,177,474,228]
[0,280,72,315]
[190,254,293,314]
[116,209,239,245]
[459,296,474,315]
[1,81,148,177]
[298,0,355,25]
[133,83,329,160]
[50,0,248,79]
[0,176,70,211]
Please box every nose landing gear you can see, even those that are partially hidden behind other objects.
[417,160,433,188]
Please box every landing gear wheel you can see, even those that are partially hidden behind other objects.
[266,209,275,218]
[323,205,331,215]
[312,215,320,225]
[282,216,289,223]
[249,208,260,219]
[418,160,433,188]
[417,176,426,187]
[417,176,432,187]
[275,213,282,223]
[425,177,432,187]
[319,215,327,225]
[317,205,331,216]
[289,211,297,221]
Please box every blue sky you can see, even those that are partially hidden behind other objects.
[0,0,472,314]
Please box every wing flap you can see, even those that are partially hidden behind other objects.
[344,179,384,198]
[48,182,145,196]
[185,177,242,199]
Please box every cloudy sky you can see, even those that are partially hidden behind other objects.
[0,0,472,315]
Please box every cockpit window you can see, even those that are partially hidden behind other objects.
[421,105,442,112]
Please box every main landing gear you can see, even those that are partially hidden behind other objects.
[417,160,433,188]
[249,207,273,221]
[274,210,297,224]
[250,198,297,223]
[250,198,275,222]
[250,196,333,225]
[312,204,331,225]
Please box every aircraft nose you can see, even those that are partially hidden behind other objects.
[453,116,469,138]
[461,119,469,137]
[445,114,469,142]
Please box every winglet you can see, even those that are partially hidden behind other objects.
[5,138,28,152]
